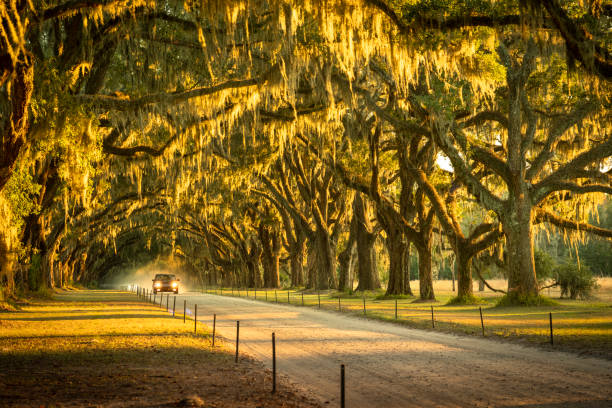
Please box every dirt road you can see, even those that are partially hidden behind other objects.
[173,292,612,408]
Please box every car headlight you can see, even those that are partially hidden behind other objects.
[154,282,161,288]
[171,282,178,288]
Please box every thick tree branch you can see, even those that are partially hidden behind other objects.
[533,137,612,203]
[364,0,526,33]
[76,75,266,111]
[535,208,612,239]
[527,101,598,180]
[535,0,612,80]
[460,110,509,129]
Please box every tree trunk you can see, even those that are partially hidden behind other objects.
[338,239,355,291]
[348,244,357,291]
[315,230,337,290]
[456,248,473,298]
[267,232,281,288]
[338,208,357,292]
[416,243,435,300]
[0,233,16,300]
[451,262,456,292]
[385,229,410,295]
[354,194,380,291]
[502,48,539,301]
[246,241,262,288]
[306,242,317,289]
[503,204,539,299]
[355,234,379,291]
[403,243,413,295]
[259,224,281,288]
[290,236,306,287]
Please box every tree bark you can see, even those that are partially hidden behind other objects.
[385,235,404,295]
[306,242,317,289]
[416,240,435,300]
[245,241,262,288]
[289,235,306,287]
[385,228,412,295]
[503,204,539,298]
[338,221,356,291]
[354,194,380,291]
[0,233,16,300]
[455,247,473,298]
[315,230,337,289]
[403,243,413,295]
[501,42,539,299]
[259,224,281,288]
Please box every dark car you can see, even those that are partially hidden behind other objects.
[152,274,180,294]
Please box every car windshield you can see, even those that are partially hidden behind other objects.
[154,274,175,281]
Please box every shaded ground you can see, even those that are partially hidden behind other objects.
[0,290,321,408]
[176,291,612,408]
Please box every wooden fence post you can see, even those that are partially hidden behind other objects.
[272,332,276,394]
[479,307,485,336]
[549,312,554,346]
[340,364,345,408]
[235,320,240,363]
[431,305,435,328]
[212,314,216,347]
[395,299,398,320]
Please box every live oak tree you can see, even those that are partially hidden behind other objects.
[424,39,611,301]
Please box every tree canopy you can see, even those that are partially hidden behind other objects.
[1,0,610,304]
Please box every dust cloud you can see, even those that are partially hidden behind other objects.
[100,262,201,293]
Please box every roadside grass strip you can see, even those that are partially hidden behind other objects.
[202,285,612,356]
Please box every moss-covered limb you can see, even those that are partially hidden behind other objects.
[257,174,314,237]
[534,0,612,80]
[532,137,612,204]
[367,0,610,80]
[364,0,525,33]
[526,101,598,180]
[41,0,126,22]
[534,208,612,239]
[76,76,261,111]
[460,110,509,129]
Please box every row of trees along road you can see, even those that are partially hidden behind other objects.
[0,0,610,304]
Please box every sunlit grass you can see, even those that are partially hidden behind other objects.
[203,278,612,355]
[0,290,218,364]
[1,290,324,407]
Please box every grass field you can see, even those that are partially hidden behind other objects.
[0,290,320,407]
[194,278,612,359]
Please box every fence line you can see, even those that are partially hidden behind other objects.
[192,285,572,344]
